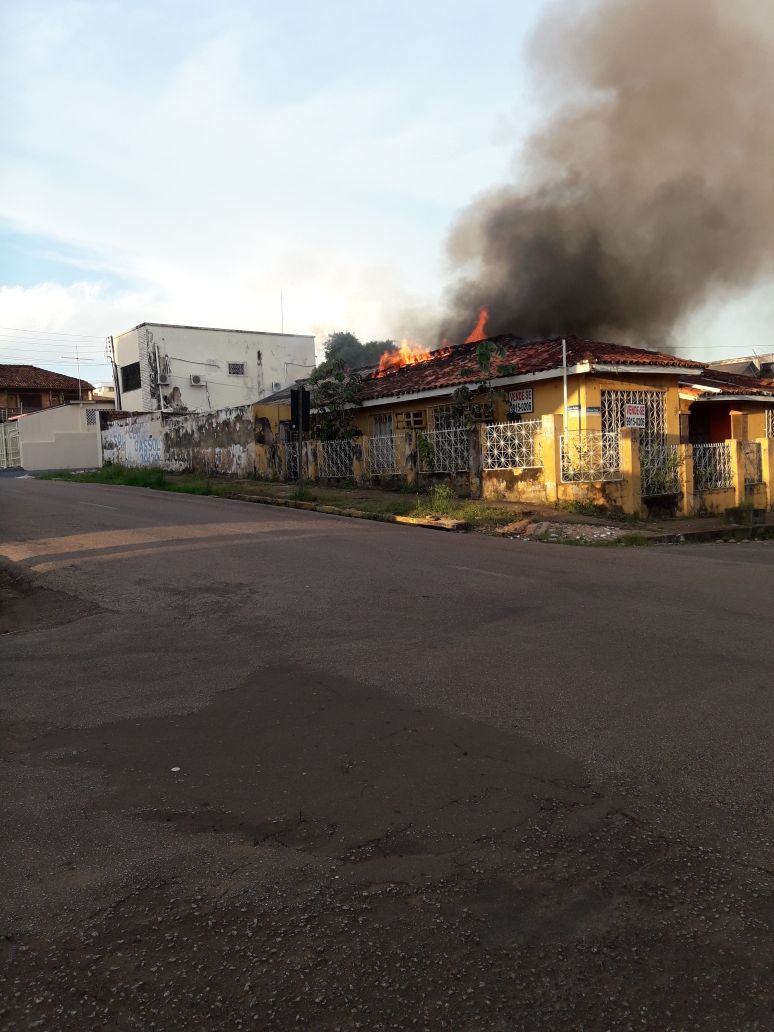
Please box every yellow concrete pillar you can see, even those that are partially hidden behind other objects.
[757,437,774,509]
[727,438,745,506]
[304,440,318,481]
[352,437,367,485]
[730,413,748,440]
[468,425,484,499]
[541,414,562,503]
[402,430,418,488]
[618,427,642,515]
[679,443,694,515]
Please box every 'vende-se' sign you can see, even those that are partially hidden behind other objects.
[507,388,533,414]
[624,402,646,428]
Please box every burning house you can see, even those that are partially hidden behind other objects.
[253,328,774,515]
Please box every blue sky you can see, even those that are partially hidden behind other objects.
[1,0,772,380]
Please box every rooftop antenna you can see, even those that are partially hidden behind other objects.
[60,341,83,404]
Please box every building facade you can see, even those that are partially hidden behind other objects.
[0,364,94,422]
[111,322,315,414]
[13,401,115,471]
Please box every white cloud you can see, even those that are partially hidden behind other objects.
[0,0,539,351]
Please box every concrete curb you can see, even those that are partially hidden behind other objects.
[645,525,774,545]
[227,493,465,531]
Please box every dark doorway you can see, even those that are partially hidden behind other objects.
[688,402,733,444]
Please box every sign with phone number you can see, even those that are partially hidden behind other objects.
[507,388,533,414]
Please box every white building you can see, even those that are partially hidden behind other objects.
[111,322,315,413]
[2,401,115,471]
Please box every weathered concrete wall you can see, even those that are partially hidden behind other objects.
[101,412,164,468]
[101,406,255,476]
[163,407,255,477]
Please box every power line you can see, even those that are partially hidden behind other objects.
[0,325,105,339]
[0,341,107,351]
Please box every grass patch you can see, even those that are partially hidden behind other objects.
[618,532,649,546]
[40,464,234,497]
[412,483,514,530]
[554,499,639,523]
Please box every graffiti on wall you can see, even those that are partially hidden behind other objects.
[101,406,254,476]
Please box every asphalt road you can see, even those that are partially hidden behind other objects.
[1,477,773,1030]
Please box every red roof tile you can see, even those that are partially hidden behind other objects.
[682,369,774,399]
[0,364,94,392]
[359,334,701,402]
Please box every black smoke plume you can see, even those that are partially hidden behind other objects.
[442,0,774,347]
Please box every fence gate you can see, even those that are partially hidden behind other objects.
[0,423,21,469]
[601,390,678,495]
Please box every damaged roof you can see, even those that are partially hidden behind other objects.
[359,334,701,402]
[0,364,94,392]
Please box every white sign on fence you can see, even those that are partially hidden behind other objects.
[507,388,533,414]
[624,403,646,428]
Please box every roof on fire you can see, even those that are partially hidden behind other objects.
[358,334,702,403]
[0,364,94,392]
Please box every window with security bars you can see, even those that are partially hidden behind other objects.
[228,362,246,375]
[432,405,465,431]
[602,389,667,490]
[371,414,393,436]
[85,409,98,426]
[601,389,666,440]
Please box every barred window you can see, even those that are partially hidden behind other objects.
[85,409,98,426]
[432,405,464,430]
[371,414,393,437]
[228,362,246,375]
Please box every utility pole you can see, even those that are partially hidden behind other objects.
[280,292,284,334]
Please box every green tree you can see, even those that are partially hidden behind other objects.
[319,332,397,371]
[322,331,364,368]
[308,360,363,440]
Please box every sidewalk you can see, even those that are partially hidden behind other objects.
[213,478,774,543]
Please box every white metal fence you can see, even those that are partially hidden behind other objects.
[278,442,299,480]
[767,409,774,439]
[318,439,356,479]
[366,434,398,475]
[742,441,763,486]
[560,431,621,483]
[640,440,681,496]
[418,427,468,473]
[0,423,21,469]
[692,442,733,490]
[484,420,542,470]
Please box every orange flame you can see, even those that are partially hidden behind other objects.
[376,339,433,377]
[465,306,489,343]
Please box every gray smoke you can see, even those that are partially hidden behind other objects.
[442,0,774,347]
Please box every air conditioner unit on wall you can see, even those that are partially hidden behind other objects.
[158,373,171,386]
[190,374,206,387]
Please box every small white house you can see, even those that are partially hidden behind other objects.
[111,322,315,413]
[13,401,115,471]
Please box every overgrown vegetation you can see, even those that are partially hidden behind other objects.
[412,483,514,530]
[308,360,363,440]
